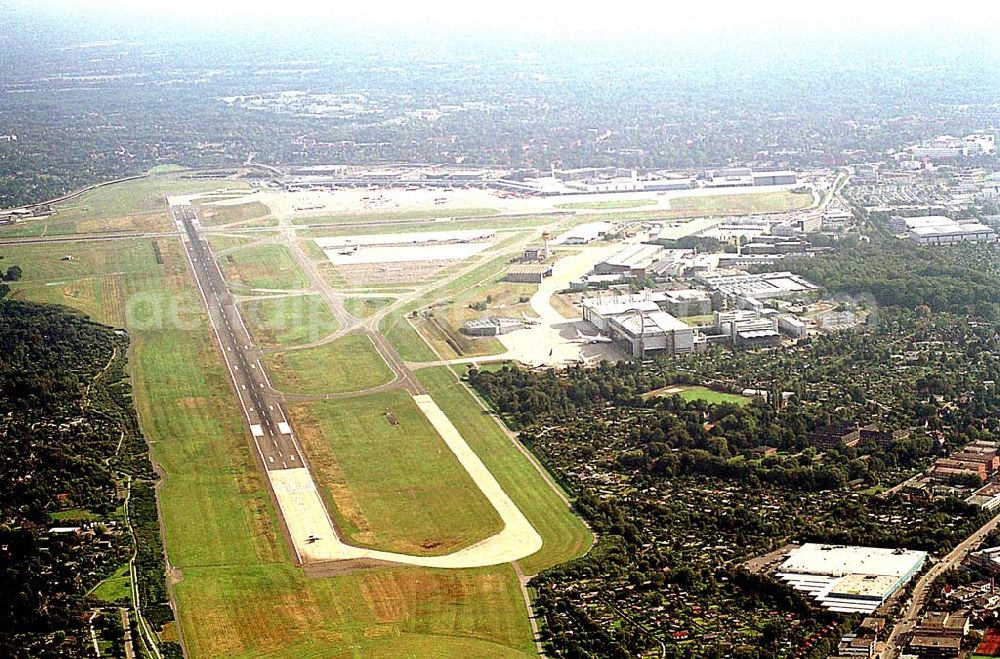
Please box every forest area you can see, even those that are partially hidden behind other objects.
[0,299,175,658]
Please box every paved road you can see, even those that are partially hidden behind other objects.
[883,511,1000,656]
[173,204,305,472]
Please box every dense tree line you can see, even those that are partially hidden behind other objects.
[771,232,1000,319]
[0,299,171,657]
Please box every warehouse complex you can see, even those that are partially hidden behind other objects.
[775,543,927,614]
[581,293,695,358]
[901,215,997,245]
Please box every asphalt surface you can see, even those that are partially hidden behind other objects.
[882,509,1000,656]
[173,204,304,471]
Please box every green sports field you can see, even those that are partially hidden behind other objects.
[645,384,751,406]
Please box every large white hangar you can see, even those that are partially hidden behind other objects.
[775,543,927,614]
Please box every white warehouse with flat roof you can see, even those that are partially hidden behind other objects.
[775,543,926,614]
[904,216,996,245]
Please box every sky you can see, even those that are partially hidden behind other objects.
[10,0,1000,38]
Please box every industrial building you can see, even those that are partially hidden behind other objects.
[697,271,818,300]
[581,293,695,358]
[712,310,781,347]
[752,171,798,186]
[775,543,927,614]
[506,263,552,284]
[521,244,549,262]
[593,244,665,278]
[902,216,996,245]
[776,313,807,338]
[703,168,797,188]
[462,317,525,336]
[660,289,712,317]
[557,221,615,245]
[640,177,696,191]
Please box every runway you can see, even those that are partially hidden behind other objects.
[173,204,306,472]
[173,202,542,568]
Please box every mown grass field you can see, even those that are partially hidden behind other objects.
[54,174,250,222]
[264,333,394,395]
[198,201,271,227]
[644,384,751,406]
[0,173,243,238]
[555,198,657,210]
[292,207,499,226]
[90,564,132,603]
[417,367,593,575]
[669,190,813,214]
[240,295,339,348]
[287,390,504,555]
[174,563,535,658]
[344,296,393,318]
[4,238,167,327]
[206,234,263,253]
[219,243,309,291]
[380,312,439,362]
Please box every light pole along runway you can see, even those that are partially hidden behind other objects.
[172,201,542,567]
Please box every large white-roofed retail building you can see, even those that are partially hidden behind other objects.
[775,543,927,614]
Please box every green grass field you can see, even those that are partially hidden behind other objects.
[198,201,271,227]
[4,238,170,327]
[293,207,499,226]
[381,312,439,362]
[669,190,813,214]
[240,295,339,348]
[90,565,132,603]
[206,234,263,253]
[417,367,593,575]
[219,243,309,291]
[265,333,394,395]
[288,390,503,555]
[174,562,535,658]
[555,199,657,210]
[345,296,393,318]
[53,173,250,222]
[645,385,751,406]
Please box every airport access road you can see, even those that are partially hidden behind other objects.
[882,510,1000,657]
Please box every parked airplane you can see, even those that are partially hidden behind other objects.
[521,312,542,325]
[575,329,613,344]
